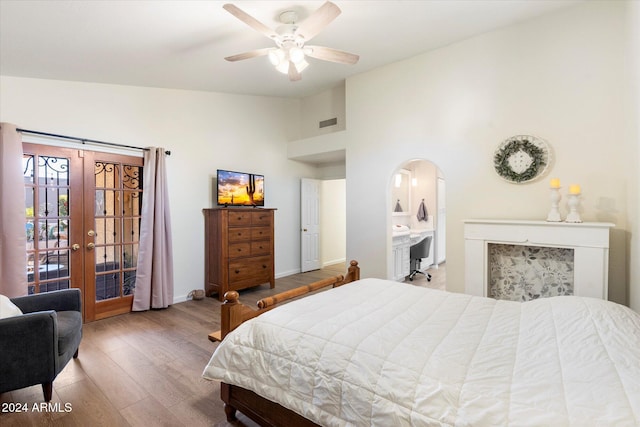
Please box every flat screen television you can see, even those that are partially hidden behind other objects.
[217,169,264,207]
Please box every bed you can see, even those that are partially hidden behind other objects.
[203,261,640,426]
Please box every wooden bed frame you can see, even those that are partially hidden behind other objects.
[208,260,361,426]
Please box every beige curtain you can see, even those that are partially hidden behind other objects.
[132,147,173,310]
[0,123,27,297]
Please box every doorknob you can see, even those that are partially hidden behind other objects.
[72,244,80,251]
[87,229,95,237]
[86,242,95,250]
[303,228,308,232]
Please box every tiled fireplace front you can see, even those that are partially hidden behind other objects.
[488,243,574,301]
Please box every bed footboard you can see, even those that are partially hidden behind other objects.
[221,383,320,426]
[209,260,359,341]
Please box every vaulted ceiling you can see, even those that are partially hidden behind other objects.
[0,1,581,98]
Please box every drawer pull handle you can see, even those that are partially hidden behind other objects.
[237,248,242,252]
[235,269,240,274]
[262,265,267,269]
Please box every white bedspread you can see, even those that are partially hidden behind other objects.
[203,278,640,426]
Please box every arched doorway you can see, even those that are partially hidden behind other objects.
[389,159,446,289]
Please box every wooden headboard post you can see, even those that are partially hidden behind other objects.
[343,260,360,283]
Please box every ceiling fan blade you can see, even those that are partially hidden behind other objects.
[223,4,277,39]
[305,46,359,65]
[224,47,273,62]
[297,1,341,42]
[288,61,302,82]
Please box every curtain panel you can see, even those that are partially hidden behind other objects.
[132,147,174,311]
[0,123,28,297]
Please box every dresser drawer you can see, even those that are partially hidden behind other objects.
[228,256,271,285]
[250,241,270,256]
[229,212,251,226]
[251,227,270,240]
[228,227,252,242]
[228,242,251,258]
[251,211,272,225]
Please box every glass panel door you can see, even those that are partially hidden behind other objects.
[85,152,143,321]
[23,143,143,322]
[23,149,79,295]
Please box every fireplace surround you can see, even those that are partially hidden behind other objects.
[464,219,614,300]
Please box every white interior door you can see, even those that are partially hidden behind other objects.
[301,178,321,272]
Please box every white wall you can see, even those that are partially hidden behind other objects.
[0,76,319,302]
[626,0,640,311]
[320,179,346,266]
[299,83,346,139]
[345,1,636,308]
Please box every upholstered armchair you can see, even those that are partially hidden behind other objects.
[0,288,82,401]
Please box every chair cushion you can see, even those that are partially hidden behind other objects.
[0,295,23,319]
[56,310,82,358]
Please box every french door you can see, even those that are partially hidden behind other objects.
[23,143,143,321]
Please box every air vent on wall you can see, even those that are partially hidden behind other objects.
[319,117,338,128]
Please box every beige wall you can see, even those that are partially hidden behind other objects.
[299,82,346,139]
[320,179,346,266]
[625,0,640,311]
[345,1,637,308]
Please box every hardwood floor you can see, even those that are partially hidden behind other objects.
[0,262,445,427]
[0,264,348,427]
[403,261,446,291]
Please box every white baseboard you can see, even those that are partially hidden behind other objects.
[276,268,300,278]
[173,294,189,304]
[323,258,346,267]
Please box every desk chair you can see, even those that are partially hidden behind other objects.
[408,235,432,281]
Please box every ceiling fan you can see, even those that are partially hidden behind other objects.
[223,1,359,81]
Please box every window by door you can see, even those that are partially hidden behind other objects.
[23,143,143,321]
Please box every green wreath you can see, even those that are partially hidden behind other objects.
[494,139,546,183]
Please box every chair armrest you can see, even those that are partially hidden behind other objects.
[11,288,81,314]
[0,311,58,390]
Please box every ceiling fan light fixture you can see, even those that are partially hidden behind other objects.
[268,48,285,66]
[289,46,305,64]
[223,2,359,81]
[275,58,308,74]
[295,59,309,72]
[275,61,289,74]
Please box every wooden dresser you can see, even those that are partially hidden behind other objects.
[203,208,276,301]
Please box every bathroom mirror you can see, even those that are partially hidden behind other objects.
[392,169,410,215]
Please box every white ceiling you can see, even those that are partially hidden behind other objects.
[0,0,581,99]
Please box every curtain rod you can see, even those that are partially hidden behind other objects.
[16,128,171,155]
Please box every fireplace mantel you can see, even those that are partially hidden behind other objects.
[464,219,614,300]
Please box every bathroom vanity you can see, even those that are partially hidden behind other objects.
[392,225,434,281]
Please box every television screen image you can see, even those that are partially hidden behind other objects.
[217,170,264,207]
